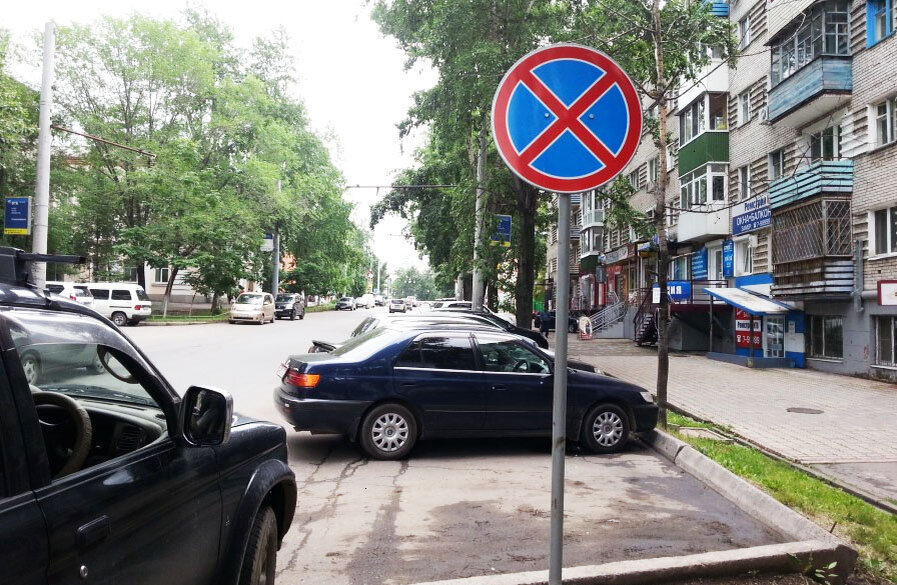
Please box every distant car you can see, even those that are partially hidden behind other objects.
[78,282,152,327]
[229,292,276,324]
[430,308,548,349]
[45,281,94,309]
[275,293,305,320]
[357,293,375,309]
[336,297,357,311]
[389,298,407,313]
[374,294,385,306]
[534,310,579,333]
[276,325,656,459]
[405,296,417,308]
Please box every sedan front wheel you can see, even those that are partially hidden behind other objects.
[582,404,630,454]
[360,403,417,460]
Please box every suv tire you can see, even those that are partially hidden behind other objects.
[111,312,128,327]
[239,506,277,585]
[360,403,418,460]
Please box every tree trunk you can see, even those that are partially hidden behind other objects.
[652,0,670,429]
[162,267,179,318]
[211,293,220,314]
[514,177,537,329]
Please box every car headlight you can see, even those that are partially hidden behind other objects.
[640,391,655,403]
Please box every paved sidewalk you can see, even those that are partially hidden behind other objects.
[561,336,897,507]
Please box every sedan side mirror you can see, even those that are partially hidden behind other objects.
[181,386,233,446]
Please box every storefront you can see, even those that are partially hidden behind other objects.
[602,244,636,303]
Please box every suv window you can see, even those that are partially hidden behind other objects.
[476,336,550,374]
[396,336,476,370]
[46,284,64,294]
[89,288,110,300]
[111,289,131,301]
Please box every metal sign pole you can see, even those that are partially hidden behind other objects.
[549,193,571,585]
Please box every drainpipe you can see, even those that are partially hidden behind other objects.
[852,240,864,313]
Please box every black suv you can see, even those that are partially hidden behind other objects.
[0,249,296,585]
[274,293,305,320]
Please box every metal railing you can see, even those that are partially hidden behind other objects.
[590,298,626,331]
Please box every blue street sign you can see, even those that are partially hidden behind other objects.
[4,197,31,236]
[722,240,735,278]
[491,214,512,247]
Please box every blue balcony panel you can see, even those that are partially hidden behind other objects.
[768,56,852,126]
[705,1,729,16]
[769,160,853,210]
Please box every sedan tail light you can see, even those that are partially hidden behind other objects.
[285,370,320,388]
[134,305,142,310]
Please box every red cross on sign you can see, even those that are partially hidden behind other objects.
[492,44,642,193]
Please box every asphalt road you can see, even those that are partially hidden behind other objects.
[127,308,786,585]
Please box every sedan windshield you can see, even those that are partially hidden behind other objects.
[339,297,352,302]
[236,293,264,305]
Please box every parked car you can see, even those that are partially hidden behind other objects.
[405,296,417,308]
[45,281,94,309]
[389,298,407,313]
[77,283,152,327]
[533,310,579,333]
[430,308,548,348]
[357,293,375,309]
[277,324,655,459]
[0,247,295,585]
[374,294,385,306]
[336,297,357,311]
[275,293,305,320]
[230,292,276,324]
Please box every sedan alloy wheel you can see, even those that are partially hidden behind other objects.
[360,403,417,460]
[582,404,630,454]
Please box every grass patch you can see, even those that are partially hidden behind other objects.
[668,414,897,582]
[147,313,230,323]
[667,410,714,429]
[306,303,335,313]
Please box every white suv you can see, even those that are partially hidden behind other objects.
[77,283,153,326]
[45,281,94,309]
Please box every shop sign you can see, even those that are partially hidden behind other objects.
[877,280,897,306]
[735,309,762,348]
[652,280,692,303]
[722,240,734,278]
[603,243,634,265]
[595,265,607,283]
[691,248,708,280]
[732,194,770,236]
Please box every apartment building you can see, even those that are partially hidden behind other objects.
[545,0,897,380]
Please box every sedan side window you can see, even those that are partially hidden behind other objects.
[476,337,550,374]
[395,336,477,371]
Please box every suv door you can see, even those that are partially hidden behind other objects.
[393,334,485,432]
[2,309,221,585]
[0,354,49,584]
[473,334,553,432]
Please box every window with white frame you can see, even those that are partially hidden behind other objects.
[680,164,726,209]
[871,206,897,255]
[876,316,897,366]
[739,15,751,48]
[629,169,640,189]
[648,157,658,183]
[770,0,850,86]
[154,267,170,284]
[769,149,785,180]
[735,239,754,275]
[738,165,751,200]
[738,91,751,126]
[709,246,724,280]
[669,255,689,280]
[679,98,705,145]
[810,126,840,161]
[874,97,897,146]
[710,164,727,202]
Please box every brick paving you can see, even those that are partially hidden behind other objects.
[562,337,897,465]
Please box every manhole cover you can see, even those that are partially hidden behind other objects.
[787,407,824,414]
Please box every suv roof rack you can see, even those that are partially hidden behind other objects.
[0,247,86,288]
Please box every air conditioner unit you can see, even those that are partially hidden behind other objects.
[758,106,770,124]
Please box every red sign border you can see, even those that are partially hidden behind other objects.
[491,44,643,194]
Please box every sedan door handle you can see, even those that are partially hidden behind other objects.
[491,385,507,391]
[78,515,110,551]
[400,382,418,388]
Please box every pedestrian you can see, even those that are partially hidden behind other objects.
[538,309,551,337]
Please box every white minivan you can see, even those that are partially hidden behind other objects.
[75,283,153,326]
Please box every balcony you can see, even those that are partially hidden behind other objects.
[769,160,853,210]
[676,206,729,243]
[705,1,729,17]
[678,132,728,175]
[768,56,852,126]
[580,208,605,228]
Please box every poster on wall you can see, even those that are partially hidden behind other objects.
[735,309,762,348]
[691,248,708,280]
[722,240,734,278]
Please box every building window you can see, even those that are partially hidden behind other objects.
[738,165,751,200]
[809,315,843,359]
[709,93,727,130]
[738,91,751,126]
[809,126,840,161]
[629,169,640,189]
[871,206,897,255]
[648,157,658,183]
[154,267,170,284]
[679,98,705,145]
[874,97,897,146]
[710,247,724,280]
[867,0,893,47]
[669,255,689,280]
[770,0,850,87]
[876,316,897,366]
[739,15,751,48]
[735,239,754,275]
[680,168,706,209]
[769,149,785,180]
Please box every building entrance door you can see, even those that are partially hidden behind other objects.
[765,316,785,358]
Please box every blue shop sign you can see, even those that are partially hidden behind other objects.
[732,194,771,236]
[691,248,708,280]
[722,240,734,278]
[651,280,692,302]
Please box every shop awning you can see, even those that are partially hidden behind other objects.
[702,287,790,316]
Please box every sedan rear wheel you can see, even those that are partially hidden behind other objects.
[360,403,417,460]
[582,404,630,454]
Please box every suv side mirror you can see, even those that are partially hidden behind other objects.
[182,386,233,446]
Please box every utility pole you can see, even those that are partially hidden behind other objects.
[471,126,487,309]
[31,22,55,290]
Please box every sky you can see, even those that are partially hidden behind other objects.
[3,0,437,273]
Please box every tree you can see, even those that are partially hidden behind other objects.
[390,266,445,300]
[572,0,736,427]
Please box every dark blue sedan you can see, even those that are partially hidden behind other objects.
[274,325,658,459]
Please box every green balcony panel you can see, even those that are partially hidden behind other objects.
[677,132,729,175]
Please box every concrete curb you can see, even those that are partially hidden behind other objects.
[409,541,843,585]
